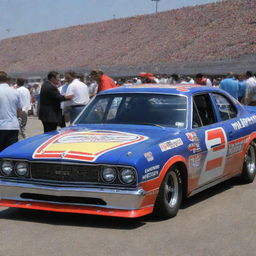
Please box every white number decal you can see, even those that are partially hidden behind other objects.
[199,128,228,185]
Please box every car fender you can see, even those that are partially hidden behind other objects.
[139,155,188,208]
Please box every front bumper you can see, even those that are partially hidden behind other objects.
[0,180,153,218]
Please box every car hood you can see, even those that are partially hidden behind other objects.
[0,124,181,165]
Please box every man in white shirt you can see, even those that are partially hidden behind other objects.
[58,79,70,126]
[0,71,22,151]
[16,78,31,139]
[65,71,90,123]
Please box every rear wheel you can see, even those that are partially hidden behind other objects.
[241,142,256,183]
[153,166,183,219]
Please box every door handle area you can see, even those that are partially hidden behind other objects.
[228,131,233,138]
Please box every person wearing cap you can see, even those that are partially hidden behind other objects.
[138,72,156,83]
[0,71,22,151]
[90,70,116,94]
[16,78,31,139]
[194,73,212,86]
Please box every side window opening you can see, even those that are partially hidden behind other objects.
[193,94,216,126]
[192,101,202,128]
[212,93,237,121]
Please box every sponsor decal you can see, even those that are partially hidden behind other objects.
[189,153,202,177]
[142,165,160,181]
[176,87,190,92]
[199,127,227,185]
[187,143,201,153]
[231,115,256,130]
[227,138,246,156]
[33,130,148,162]
[159,138,183,152]
[128,84,185,89]
[186,132,199,142]
[144,165,160,173]
[189,154,202,168]
[144,152,154,162]
[175,122,185,128]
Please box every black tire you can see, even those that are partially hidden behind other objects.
[153,166,183,219]
[241,142,256,183]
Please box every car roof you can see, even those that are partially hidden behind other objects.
[99,84,223,96]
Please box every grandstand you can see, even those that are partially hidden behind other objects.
[0,0,255,77]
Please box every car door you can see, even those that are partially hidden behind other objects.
[191,93,228,187]
[210,92,245,176]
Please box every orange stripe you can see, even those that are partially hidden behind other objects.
[65,154,95,161]
[229,137,247,145]
[213,144,225,152]
[35,131,70,153]
[69,151,93,156]
[206,157,223,171]
[0,199,153,218]
[141,155,188,191]
[34,154,62,158]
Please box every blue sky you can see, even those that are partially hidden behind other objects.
[0,0,220,39]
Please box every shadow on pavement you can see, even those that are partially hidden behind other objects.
[0,176,246,227]
[0,207,147,230]
[181,176,242,209]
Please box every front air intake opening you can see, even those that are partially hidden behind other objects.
[20,193,107,205]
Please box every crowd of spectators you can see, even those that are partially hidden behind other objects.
[1,68,256,151]
[0,0,255,75]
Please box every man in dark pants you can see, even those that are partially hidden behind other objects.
[39,71,72,133]
[0,71,22,152]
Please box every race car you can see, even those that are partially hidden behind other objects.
[1,84,256,219]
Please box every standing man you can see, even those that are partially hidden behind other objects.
[89,70,116,94]
[58,78,70,127]
[219,72,239,100]
[65,71,90,123]
[16,78,31,139]
[244,71,256,106]
[0,72,22,152]
[39,71,72,133]
[194,73,212,86]
[237,73,247,103]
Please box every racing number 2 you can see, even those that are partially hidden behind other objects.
[199,128,228,185]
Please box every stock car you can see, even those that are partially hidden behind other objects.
[1,84,256,219]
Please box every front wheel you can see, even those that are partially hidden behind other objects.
[241,142,256,183]
[153,166,183,219]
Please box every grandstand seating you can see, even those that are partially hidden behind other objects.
[0,0,255,75]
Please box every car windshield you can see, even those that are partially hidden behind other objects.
[76,93,187,128]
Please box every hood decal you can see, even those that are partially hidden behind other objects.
[33,130,148,162]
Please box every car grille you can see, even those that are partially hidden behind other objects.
[30,163,99,183]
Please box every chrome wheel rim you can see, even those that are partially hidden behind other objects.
[245,145,256,174]
[165,171,179,208]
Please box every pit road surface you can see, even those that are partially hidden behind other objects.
[1,117,256,256]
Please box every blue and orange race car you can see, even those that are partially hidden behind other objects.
[1,84,256,219]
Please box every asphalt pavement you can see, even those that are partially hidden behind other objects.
[1,116,256,256]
